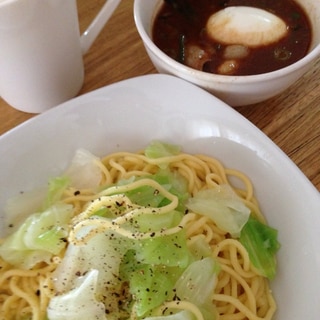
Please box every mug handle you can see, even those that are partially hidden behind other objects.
[80,0,122,54]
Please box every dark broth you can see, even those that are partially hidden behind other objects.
[152,0,312,75]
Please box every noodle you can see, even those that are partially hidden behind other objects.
[0,146,277,320]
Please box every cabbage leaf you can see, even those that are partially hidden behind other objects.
[186,185,250,237]
[0,203,73,269]
[47,269,106,320]
[240,216,280,279]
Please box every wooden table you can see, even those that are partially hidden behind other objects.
[0,0,319,191]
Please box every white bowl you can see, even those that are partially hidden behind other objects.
[134,0,320,106]
[0,75,319,319]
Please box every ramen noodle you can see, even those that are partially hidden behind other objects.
[0,141,280,320]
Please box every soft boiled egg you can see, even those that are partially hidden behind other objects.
[206,6,288,47]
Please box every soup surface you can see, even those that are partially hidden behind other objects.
[152,0,312,75]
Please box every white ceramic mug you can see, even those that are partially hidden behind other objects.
[0,0,121,113]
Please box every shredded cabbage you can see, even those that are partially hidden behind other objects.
[2,176,69,237]
[43,176,70,209]
[47,269,106,320]
[174,257,219,318]
[3,187,46,235]
[0,203,73,269]
[186,185,250,238]
[240,216,280,279]
[52,228,130,296]
[63,148,104,189]
[122,169,189,213]
[144,140,181,159]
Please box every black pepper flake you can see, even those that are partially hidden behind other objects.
[173,293,181,301]
[115,201,124,207]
